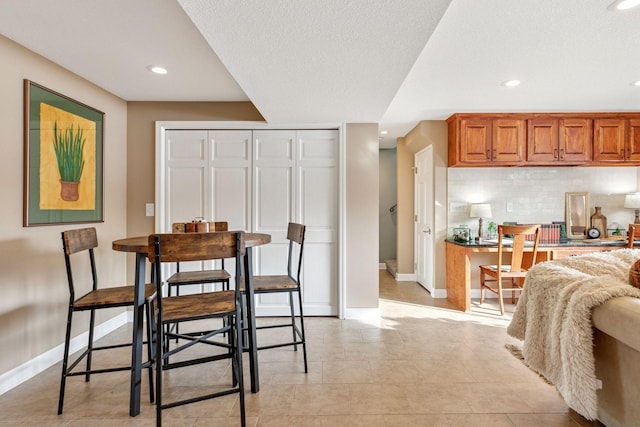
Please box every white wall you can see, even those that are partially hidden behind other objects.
[448,166,639,235]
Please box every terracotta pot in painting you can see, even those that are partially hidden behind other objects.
[60,180,79,202]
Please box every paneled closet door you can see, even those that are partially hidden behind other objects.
[297,130,338,316]
[164,130,210,294]
[252,130,296,315]
[163,130,252,291]
[209,130,253,279]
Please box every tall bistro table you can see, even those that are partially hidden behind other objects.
[113,232,271,417]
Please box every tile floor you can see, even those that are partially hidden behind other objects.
[0,270,604,426]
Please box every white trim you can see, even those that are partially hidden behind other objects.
[343,307,381,320]
[431,289,448,299]
[378,263,386,269]
[338,125,346,320]
[0,312,129,396]
[395,273,417,281]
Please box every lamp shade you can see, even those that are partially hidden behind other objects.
[625,193,640,209]
[469,203,492,219]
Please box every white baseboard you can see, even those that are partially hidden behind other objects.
[431,289,448,299]
[395,273,417,281]
[343,307,381,320]
[0,312,129,396]
[378,263,386,269]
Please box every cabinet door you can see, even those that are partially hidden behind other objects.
[627,119,640,162]
[459,118,491,164]
[527,119,558,163]
[594,119,625,162]
[492,119,525,163]
[559,118,592,163]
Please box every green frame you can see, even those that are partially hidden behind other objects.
[23,80,104,226]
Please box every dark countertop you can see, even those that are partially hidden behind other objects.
[445,238,627,248]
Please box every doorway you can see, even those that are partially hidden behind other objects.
[414,146,434,294]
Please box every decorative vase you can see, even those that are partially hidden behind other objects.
[591,206,607,238]
[60,180,79,202]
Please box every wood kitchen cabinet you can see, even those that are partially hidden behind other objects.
[449,115,525,166]
[449,113,640,167]
[527,118,592,164]
[594,118,640,164]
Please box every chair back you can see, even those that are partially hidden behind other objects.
[286,223,306,282]
[497,224,540,272]
[61,227,99,301]
[148,231,245,308]
[628,224,640,248]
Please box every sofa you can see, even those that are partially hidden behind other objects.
[593,296,640,427]
[507,249,640,424]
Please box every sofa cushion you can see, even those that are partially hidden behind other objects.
[592,296,640,353]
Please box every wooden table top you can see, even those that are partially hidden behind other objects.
[113,232,271,254]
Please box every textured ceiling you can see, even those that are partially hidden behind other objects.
[1,0,638,148]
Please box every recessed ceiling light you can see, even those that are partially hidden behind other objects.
[380,130,388,135]
[501,79,521,87]
[632,81,640,87]
[608,0,640,10]
[147,65,168,75]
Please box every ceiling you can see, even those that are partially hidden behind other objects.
[2,0,638,149]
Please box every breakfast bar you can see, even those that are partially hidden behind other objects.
[445,238,628,311]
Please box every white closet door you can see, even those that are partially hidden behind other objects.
[252,130,296,315]
[210,130,252,232]
[209,130,253,280]
[165,130,209,227]
[164,130,209,294]
[297,130,338,316]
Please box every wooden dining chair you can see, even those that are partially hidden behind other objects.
[148,231,247,427]
[58,227,156,415]
[479,224,540,315]
[627,224,640,248]
[241,222,308,372]
[166,221,231,340]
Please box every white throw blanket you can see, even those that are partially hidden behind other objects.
[507,248,640,420]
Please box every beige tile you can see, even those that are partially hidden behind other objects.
[0,270,579,426]
[348,384,412,414]
[288,384,350,416]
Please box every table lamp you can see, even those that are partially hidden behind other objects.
[469,203,492,239]
[624,193,640,224]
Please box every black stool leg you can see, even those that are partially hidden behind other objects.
[57,306,73,414]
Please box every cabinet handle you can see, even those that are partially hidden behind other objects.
[487,149,491,159]
[493,149,497,160]
[560,148,565,160]
[554,148,558,159]
[627,148,631,159]
[621,149,625,159]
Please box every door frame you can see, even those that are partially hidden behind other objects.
[155,121,346,318]
[414,146,434,294]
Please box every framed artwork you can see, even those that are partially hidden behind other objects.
[23,80,104,226]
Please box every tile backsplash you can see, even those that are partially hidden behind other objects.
[448,167,639,237]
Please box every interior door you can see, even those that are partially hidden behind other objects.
[415,146,434,294]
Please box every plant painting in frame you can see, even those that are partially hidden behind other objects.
[23,80,104,226]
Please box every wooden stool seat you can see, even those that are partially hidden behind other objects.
[74,284,156,309]
[161,290,236,323]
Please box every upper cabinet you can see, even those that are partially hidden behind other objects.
[449,116,525,166]
[593,118,640,164]
[448,113,640,167]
